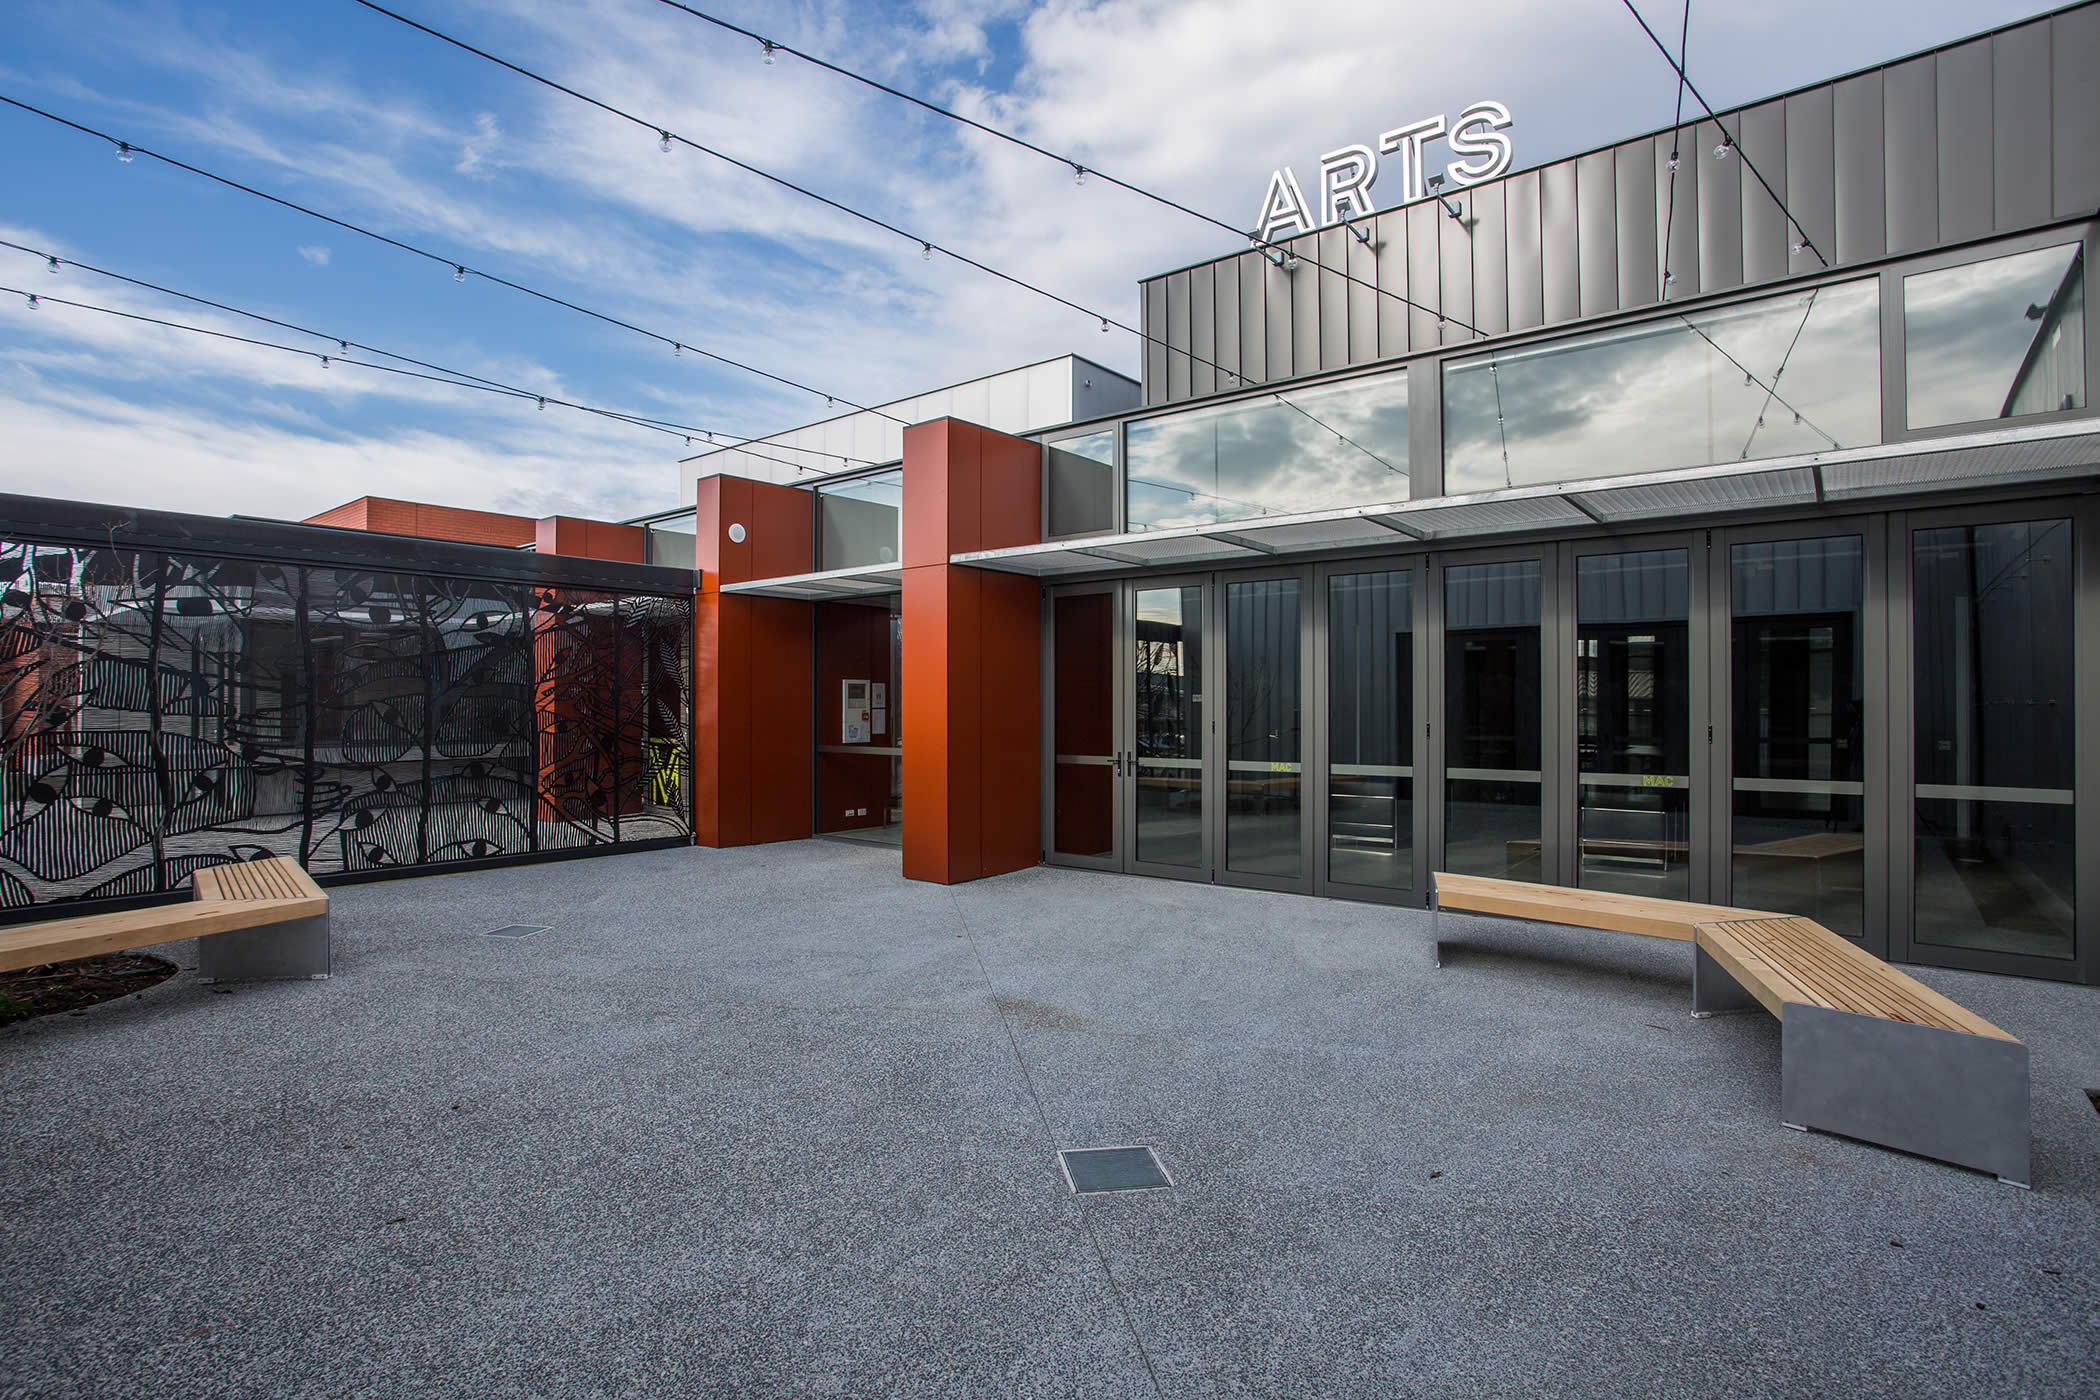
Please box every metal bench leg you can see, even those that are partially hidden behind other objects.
[1779,1004,2031,1187]
[197,913,331,981]
[1691,938,1760,1018]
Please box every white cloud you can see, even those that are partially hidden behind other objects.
[297,244,331,267]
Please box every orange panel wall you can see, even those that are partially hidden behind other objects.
[305,496,537,548]
[534,516,647,563]
[900,420,1044,884]
[693,475,816,847]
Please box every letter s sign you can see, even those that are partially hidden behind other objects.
[1445,100,1514,188]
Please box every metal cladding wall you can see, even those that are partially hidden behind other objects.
[0,495,696,912]
[1139,3,2100,406]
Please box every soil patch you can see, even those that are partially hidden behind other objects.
[0,953,179,1026]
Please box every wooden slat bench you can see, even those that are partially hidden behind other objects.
[1430,872,2030,1187]
[0,856,330,982]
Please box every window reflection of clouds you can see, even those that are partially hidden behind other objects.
[1125,372,1409,530]
[1905,243,2084,428]
[1444,279,1881,494]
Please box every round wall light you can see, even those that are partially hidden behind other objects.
[727,523,747,543]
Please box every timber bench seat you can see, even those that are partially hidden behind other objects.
[0,856,330,982]
[1430,871,2030,1187]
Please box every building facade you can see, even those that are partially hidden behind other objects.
[699,3,2100,987]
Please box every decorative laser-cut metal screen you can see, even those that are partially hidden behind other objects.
[0,540,692,908]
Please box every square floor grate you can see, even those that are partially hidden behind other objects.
[482,925,549,939]
[1059,1146,1173,1194]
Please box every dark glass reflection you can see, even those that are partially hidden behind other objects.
[1052,593,1115,858]
[1576,551,1690,900]
[818,469,902,570]
[1729,538,1865,938]
[1226,578,1301,878]
[1912,521,2076,960]
[1328,572,1413,891]
[1445,278,1880,493]
[1126,371,1408,531]
[1905,243,2086,429]
[1135,586,1203,868]
[1048,431,1116,538]
[1444,561,1542,883]
[815,594,902,844]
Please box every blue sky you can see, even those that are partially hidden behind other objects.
[0,0,2059,524]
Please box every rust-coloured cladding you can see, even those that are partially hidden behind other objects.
[900,418,1044,885]
[305,496,537,548]
[534,516,647,562]
[692,473,815,847]
[696,475,814,585]
[692,591,812,846]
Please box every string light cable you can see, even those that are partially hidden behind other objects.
[644,0,1477,335]
[342,0,1454,387]
[1618,0,1829,268]
[1656,0,1693,299]
[0,91,908,427]
[0,270,874,473]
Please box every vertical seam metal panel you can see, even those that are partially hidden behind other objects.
[1407,199,1442,347]
[1165,270,1192,402]
[1616,137,1660,311]
[2052,5,2100,219]
[1785,86,1836,276]
[1992,22,2053,232]
[1698,117,1744,291]
[1214,258,1242,387]
[1291,230,1322,379]
[1264,254,1293,383]
[1656,130,1700,303]
[1936,39,1993,247]
[1346,218,1381,363]
[1739,100,1789,286]
[1189,262,1217,399]
[1885,55,1940,254]
[1376,204,1411,356]
[1541,159,1581,324]
[1576,148,1620,318]
[1470,178,1509,337]
[1238,254,1266,385]
[1143,278,1168,406]
[1319,226,1350,371]
[1833,72,1887,265]
[1439,191,1475,345]
[1506,168,1545,331]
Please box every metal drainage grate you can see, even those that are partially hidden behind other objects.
[482,925,550,939]
[1059,1145,1173,1195]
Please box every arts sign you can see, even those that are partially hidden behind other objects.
[1255,101,1515,243]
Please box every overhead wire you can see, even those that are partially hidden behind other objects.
[644,0,1479,336]
[1617,0,1829,268]
[0,236,875,470]
[1,274,871,474]
[0,91,908,427]
[1656,0,1692,300]
[343,0,1457,398]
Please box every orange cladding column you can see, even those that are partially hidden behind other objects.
[900,419,1043,884]
[693,475,815,847]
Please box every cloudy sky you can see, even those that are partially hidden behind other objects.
[0,0,2056,525]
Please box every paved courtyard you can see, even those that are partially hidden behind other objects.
[3,840,2097,1398]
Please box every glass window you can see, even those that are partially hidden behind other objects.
[1125,370,1408,531]
[645,512,695,570]
[1047,430,1116,538]
[1905,243,2086,429]
[1328,571,1412,892]
[1444,279,1880,494]
[817,469,902,571]
[1443,560,1543,883]
[1225,577,1301,878]
[1911,520,2076,960]
[1576,550,1691,901]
